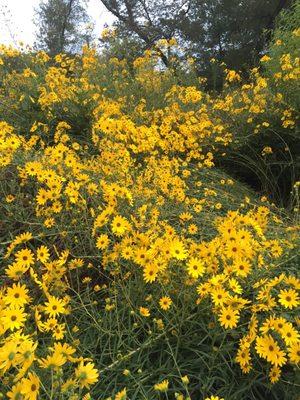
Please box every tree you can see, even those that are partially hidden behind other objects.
[99,0,292,81]
[34,0,94,55]
[99,0,191,68]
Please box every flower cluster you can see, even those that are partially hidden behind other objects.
[0,24,299,399]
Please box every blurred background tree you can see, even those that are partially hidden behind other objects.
[34,0,94,55]
[99,0,292,87]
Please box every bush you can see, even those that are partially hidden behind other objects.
[0,34,299,400]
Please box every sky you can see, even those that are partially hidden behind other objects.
[0,0,115,47]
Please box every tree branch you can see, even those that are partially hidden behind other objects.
[59,0,75,53]
[99,0,170,68]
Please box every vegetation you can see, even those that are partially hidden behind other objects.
[99,0,292,86]
[0,1,299,400]
[34,0,93,55]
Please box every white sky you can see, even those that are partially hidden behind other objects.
[0,0,115,47]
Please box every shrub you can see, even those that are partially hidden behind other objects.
[0,34,299,400]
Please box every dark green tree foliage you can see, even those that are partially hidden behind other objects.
[179,0,292,74]
[100,0,292,78]
[99,0,193,68]
[34,0,93,55]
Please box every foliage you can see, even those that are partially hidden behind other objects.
[0,21,299,400]
[264,0,300,110]
[99,0,293,86]
[217,2,300,206]
[34,0,93,55]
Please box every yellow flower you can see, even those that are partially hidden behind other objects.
[16,339,37,371]
[228,278,243,295]
[75,361,99,388]
[139,307,150,317]
[280,323,299,346]
[52,323,66,339]
[121,246,133,260]
[5,194,15,203]
[61,378,77,393]
[15,248,34,268]
[159,296,172,310]
[36,188,50,205]
[36,245,50,264]
[21,372,40,400]
[154,318,164,330]
[2,306,26,331]
[44,217,55,228]
[96,234,110,250]
[52,342,76,361]
[44,296,66,317]
[211,287,229,306]
[188,224,198,234]
[205,396,224,400]
[278,289,299,309]
[225,69,241,82]
[236,346,251,368]
[260,55,271,63]
[218,307,240,329]
[255,335,287,367]
[5,283,30,307]
[233,258,251,277]
[111,215,130,236]
[0,340,19,372]
[262,146,273,156]
[143,264,158,283]
[43,317,58,331]
[115,388,127,400]
[170,238,188,260]
[288,342,300,364]
[38,352,67,369]
[5,263,28,280]
[154,379,169,392]
[6,382,24,400]
[269,366,281,383]
[187,257,205,278]
[225,240,243,259]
